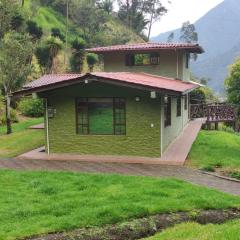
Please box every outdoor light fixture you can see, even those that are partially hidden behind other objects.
[135,96,141,102]
[164,95,168,103]
[84,79,89,84]
[150,91,157,99]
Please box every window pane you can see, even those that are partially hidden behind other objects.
[89,100,114,135]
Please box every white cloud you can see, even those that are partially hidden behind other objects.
[151,0,224,37]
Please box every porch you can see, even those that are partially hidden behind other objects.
[18,119,205,166]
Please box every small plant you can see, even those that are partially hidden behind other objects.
[229,172,240,180]
[18,97,44,118]
[201,165,215,172]
[87,53,99,72]
[214,162,223,168]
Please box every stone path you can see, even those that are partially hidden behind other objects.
[0,158,240,196]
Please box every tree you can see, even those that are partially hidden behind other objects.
[87,53,99,72]
[35,37,63,74]
[180,21,198,43]
[97,0,114,14]
[0,31,33,134]
[46,37,63,73]
[51,28,65,42]
[117,0,167,39]
[144,0,167,40]
[225,58,240,112]
[180,21,198,60]
[167,32,174,42]
[0,0,21,38]
[70,37,86,73]
[70,0,108,41]
[26,20,43,41]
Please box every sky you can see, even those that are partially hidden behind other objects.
[150,0,224,37]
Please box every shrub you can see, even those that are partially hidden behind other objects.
[0,96,18,125]
[201,165,215,172]
[229,172,240,180]
[18,97,44,117]
[0,108,18,125]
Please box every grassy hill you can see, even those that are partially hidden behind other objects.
[25,0,143,45]
[23,0,144,75]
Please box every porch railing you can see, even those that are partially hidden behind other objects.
[190,103,238,130]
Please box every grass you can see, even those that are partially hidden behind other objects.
[0,118,44,158]
[143,220,240,240]
[0,170,239,240]
[188,130,240,172]
[0,117,43,135]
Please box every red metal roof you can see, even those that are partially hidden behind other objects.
[15,72,198,96]
[87,42,204,54]
[24,73,84,89]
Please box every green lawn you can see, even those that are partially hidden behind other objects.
[0,117,43,135]
[0,118,44,158]
[144,220,240,240]
[0,170,239,240]
[188,130,240,171]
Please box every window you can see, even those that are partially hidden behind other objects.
[164,96,171,127]
[76,98,126,135]
[184,95,188,110]
[177,97,181,117]
[125,53,160,66]
[186,53,190,69]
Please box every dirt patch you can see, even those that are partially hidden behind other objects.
[26,208,240,240]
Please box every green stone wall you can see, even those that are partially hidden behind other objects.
[44,82,161,157]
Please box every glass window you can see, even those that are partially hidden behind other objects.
[125,53,160,66]
[177,97,182,117]
[76,98,126,135]
[186,53,190,69]
[184,95,188,110]
[164,96,171,127]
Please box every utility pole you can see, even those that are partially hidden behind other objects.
[64,0,69,66]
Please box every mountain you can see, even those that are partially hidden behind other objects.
[152,0,240,93]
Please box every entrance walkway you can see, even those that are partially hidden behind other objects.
[161,118,206,163]
[0,158,240,196]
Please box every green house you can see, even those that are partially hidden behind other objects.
[16,43,204,158]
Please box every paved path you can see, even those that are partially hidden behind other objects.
[0,158,240,196]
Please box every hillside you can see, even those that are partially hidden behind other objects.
[152,0,240,93]
[24,0,144,74]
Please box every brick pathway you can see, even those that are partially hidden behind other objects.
[0,158,240,196]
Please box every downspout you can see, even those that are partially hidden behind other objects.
[160,96,164,156]
[45,98,50,155]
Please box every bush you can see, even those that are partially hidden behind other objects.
[0,96,18,125]
[0,109,18,125]
[229,172,240,180]
[18,98,44,117]
[201,165,215,172]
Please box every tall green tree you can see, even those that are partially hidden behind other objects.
[70,37,86,73]
[87,53,98,72]
[0,31,33,134]
[117,0,167,38]
[180,21,198,60]
[0,0,20,38]
[225,58,240,113]
[180,21,198,43]
[96,0,114,14]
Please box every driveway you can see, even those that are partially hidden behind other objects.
[0,158,240,196]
